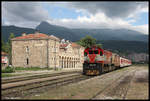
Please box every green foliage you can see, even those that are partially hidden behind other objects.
[77,35,103,49]
[14,67,53,71]
[2,73,13,77]
[96,44,103,48]
[2,66,15,73]
[78,35,97,48]
[4,42,10,53]
[2,33,15,60]
[2,39,6,52]
[7,33,15,65]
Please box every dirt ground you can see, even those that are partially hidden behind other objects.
[23,65,148,100]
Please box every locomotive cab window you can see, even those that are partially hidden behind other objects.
[89,51,93,54]
[94,50,98,54]
[100,51,103,56]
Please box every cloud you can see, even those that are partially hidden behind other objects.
[67,2,148,18]
[130,24,149,34]
[2,2,148,35]
[2,2,50,28]
[47,12,148,34]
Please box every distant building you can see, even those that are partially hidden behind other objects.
[127,53,149,63]
[11,32,84,69]
[1,52,9,69]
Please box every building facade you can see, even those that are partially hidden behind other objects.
[11,32,84,69]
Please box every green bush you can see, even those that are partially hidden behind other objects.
[2,66,15,73]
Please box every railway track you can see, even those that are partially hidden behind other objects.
[90,69,137,99]
[2,72,93,99]
[2,70,81,84]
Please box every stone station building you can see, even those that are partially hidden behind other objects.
[11,32,84,69]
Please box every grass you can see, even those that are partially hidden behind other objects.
[132,63,149,67]
[14,67,53,71]
[1,67,53,78]
[1,73,13,77]
[1,73,21,77]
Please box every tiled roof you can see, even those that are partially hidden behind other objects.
[60,43,82,49]
[49,35,60,40]
[71,42,81,48]
[13,33,49,40]
[60,44,68,48]
[12,33,60,41]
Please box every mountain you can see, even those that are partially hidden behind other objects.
[36,21,148,42]
[2,25,36,42]
[1,22,149,60]
[71,28,148,42]
[2,21,148,43]
[97,40,149,54]
[36,21,79,41]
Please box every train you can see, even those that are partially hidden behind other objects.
[83,46,132,75]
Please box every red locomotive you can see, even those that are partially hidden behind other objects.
[83,46,132,75]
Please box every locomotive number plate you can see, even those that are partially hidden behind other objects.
[89,64,96,66]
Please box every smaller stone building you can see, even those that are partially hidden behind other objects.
[59,40,84,69]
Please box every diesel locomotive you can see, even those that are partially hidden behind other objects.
[83,46,132,75]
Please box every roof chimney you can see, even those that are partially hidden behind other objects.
[22,33,26,36]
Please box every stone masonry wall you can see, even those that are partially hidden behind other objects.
[12,39,48,68]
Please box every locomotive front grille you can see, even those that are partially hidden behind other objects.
[89,64,96,66]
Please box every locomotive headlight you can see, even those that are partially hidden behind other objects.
[96,55,104,61]
[84,56,90,62]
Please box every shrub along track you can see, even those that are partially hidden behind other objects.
[2,70,81,84]
[2,72,94,99]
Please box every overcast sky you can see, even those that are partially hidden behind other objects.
[2,1,149,34]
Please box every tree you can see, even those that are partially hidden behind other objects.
[2,39,6,52]
[78,35,96,48]
[96,44,103,49]
[7,33,15,65]
[77,35,103,49]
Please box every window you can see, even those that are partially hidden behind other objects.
[89,51,93,54]
[88,50,98,54]
[27,58,29,65]
[100,51,103,56]
[94,50,98,54]
[26,46,29,52]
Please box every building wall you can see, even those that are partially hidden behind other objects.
[48,39,60,68]
[12,37,84,69]
[12,39,48,68]
[59,44,85,69]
